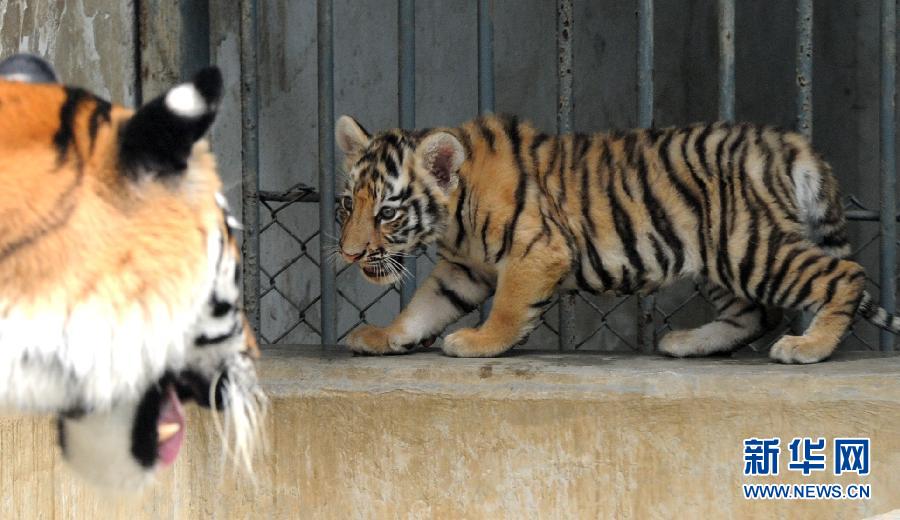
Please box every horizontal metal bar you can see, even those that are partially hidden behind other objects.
[259,188,320,203]
[846,210,900,222]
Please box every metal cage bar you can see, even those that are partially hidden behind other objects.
[718,0,735,122]
[317,0,337,345]
[240,0,261,335]
[556,0,576,351]
[795,0,813,138]
[399,0,418,306]
[879,0,897,351]
[478,0,495,114]
[478,0,495,324]
[637,0,655,352]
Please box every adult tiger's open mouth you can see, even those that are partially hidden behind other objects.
[156,385,186,466]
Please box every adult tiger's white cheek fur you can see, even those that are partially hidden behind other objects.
[59,401,152,490]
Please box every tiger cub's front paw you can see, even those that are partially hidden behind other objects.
[345,325,413,355]
[442,328,513,358]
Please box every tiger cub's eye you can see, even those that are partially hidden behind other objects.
[379,207,397,221]
[341,195,353,211]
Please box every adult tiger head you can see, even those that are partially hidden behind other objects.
[0,55,265,489]
[334,115,465,284]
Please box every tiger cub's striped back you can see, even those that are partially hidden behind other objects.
[336,114,888,364]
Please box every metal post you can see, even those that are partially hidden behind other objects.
[478,0,495,114]
[179,0,210,79]
[879,0,897,351]
[478,0,495,324]
[557,0,576,351]
[318,0,338,345]
[239,0,261,336]
[795,0,813,138]
[794,0,814,335]
[399,0,418,307]
[637,0,655,353]
[717,0,735,122]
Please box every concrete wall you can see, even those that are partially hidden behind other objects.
[0,0,137,105]
[1,348,898,518]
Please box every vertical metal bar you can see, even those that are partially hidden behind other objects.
[717,0,735,122]
[240,0,261,336]
[637,0,655,353]
[179,0,210,78]
[795,0,813,138]
[557,0,576,351]
[318,0,337,345]
[478,0,495,324]
[879,0,897,351]
[399,0,418,307]
[794,0,814,335]
[478,0,495,114]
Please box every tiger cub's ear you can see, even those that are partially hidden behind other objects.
[119,67,222,178]
[416,131,465,194]
[335,115,371,161]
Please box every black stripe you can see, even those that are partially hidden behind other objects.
[195,321,241,346]
[522,233,544,258]
[530,298,553,309]
[607,158,646,284]
[637,148,684,275]
[736,143,760,297]
[680,127,711,276]
[211,298,234,317]
[88,98,112,152]
[446,259,487,287]
[481,212,492,259]
[54,87,89,164]
[437,281,476,314]
[693,124,714,176]
[475,117,496,153]
[716,317,744,328]
[775,256,826,307]
[649,234,670,277]
[495,116,528,263]
[760,244,799,303]
[453,179,468,250]
[823,271,848,308]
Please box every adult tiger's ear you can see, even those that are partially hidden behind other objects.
[335,115,371,161]
[416,131,465,194]
[119,67,222,178]
[0,53,59,83]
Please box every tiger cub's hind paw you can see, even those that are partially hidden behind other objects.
[442,328,513,358]
[768,335,836,364]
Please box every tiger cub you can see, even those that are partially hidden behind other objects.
[334,114,897,363]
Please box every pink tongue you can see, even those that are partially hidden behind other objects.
[157,385,186,467]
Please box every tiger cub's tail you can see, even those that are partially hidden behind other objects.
[857,291,900,333]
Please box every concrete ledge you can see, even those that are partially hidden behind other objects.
[2,346,899,518]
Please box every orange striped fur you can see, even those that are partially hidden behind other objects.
[336,114,894,363]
